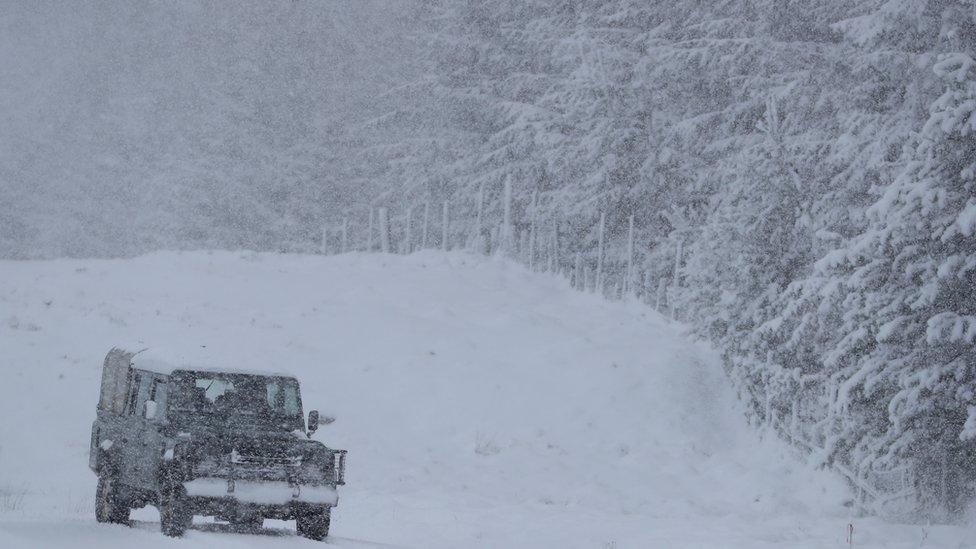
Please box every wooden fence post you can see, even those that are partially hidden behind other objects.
[574,252,582,290]
[404,207,412,254]
[656,278,665,313]
[422,202,430,249]
[378,207,391,253]
[341,218,348,253]
[502,175,513,253]
[476,182,485,247]
[549,220,558,273]
[670,238,682,319]
[596,212,605,293]
[529,191,538,270]
[442,201,449,251]
[367,208,375,252]
[626,215,634,295]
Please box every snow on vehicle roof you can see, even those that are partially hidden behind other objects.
[124,346,295,378]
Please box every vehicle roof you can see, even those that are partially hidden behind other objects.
[125,346,295,379]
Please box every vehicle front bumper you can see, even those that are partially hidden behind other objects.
[183,478,338,507]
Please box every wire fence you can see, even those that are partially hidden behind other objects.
[770,417,917,517]
[318,200,684,319]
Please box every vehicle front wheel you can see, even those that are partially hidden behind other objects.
[94,472,129,524]
[158,485,192,537]
[296,506,331,541]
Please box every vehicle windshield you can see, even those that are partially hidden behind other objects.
[170,371,302,420]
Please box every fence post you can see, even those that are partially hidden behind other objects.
[656,278,665,313]
[574,252,582,290]
[502,175,513,253]
[596,212,605,293]
[367,208,375,252]
[476,182,485,247]
[378,207,391,253]
[943,449,950,515]
[341,218,348,253]
[442,201,450,251]
[321,225,329,255]
[422,202,430,249]
[529,225,536,270]
[626,215,634,295]
[549,220,558,273]
[529,191,538,270]
[404,207,412,254]
[670,238,682,319]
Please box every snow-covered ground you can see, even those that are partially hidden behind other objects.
[0,250,970,547]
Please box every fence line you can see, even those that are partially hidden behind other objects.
[769,416,916,517]
[320,202,683,317]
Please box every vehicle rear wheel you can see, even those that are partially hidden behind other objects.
[296,506,330,541]
[95,472,129,524]
[158,485,191,537]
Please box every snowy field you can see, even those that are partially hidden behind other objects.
[0,250,970,548]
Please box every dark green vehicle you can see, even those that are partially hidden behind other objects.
[88,347,347,540]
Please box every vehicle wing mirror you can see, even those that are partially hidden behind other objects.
[144,400,157,420]
[307,410,319,437]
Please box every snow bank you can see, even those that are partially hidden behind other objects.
[0,250,968,547]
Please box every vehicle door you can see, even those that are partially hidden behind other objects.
[137,377,168,491]
[119,371,155,489]
[91,410,126,474]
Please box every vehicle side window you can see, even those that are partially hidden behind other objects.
[283,385,300,416]
[150,378,167,422]
[126,372,142,414]
[132,374,153,416]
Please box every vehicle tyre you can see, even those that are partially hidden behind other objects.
[94,470,129,524]
[296,506,330,541]
[159,485,191,537]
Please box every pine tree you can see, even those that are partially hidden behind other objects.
[842,47,976,515]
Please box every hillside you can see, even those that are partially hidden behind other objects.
[0,251,967,547]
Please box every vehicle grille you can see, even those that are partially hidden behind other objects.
[230,448,302,468]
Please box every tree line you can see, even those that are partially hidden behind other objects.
[352,0,976,519]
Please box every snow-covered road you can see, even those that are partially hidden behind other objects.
[0,251,971,547]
